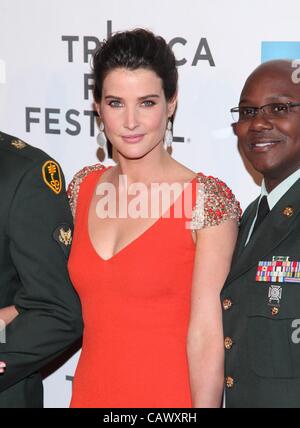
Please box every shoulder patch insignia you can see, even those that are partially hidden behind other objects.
[42,160,62,194]
[53,224,73,257]
[11,139,27,149]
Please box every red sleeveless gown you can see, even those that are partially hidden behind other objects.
[69,168,197,407]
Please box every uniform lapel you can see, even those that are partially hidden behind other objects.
[225,179,300,286]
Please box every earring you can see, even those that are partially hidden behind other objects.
[164,120,173,148]
[97,121,107,148]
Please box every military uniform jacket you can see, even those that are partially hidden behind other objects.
[222,178,300,408]
[0,132,83,408]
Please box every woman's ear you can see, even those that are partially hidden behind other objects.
[167,92,178,118]
[94,102,101,119]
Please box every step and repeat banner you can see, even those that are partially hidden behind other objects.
[1,0,300,408]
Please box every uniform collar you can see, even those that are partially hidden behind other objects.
[261,168,300,210]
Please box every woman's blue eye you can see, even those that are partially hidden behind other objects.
[142,100,156,107]
[109,100,123,107]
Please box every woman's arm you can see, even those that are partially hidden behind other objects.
[0,306,19,326]
[187,219,238,408]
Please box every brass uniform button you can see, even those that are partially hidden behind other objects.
[226,376,234,388]
[224,337,233,350]
[271,307,279,316]
[223,299,232,311]
[282,206,294,218]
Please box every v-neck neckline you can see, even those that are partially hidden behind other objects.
[86,169,197,263]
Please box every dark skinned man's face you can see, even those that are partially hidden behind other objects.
[234,63,300,191]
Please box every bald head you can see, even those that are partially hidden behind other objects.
[240,60,300,103]
[239,60,300,105]
[249,59,294,77]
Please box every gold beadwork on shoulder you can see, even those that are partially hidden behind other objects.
[190,174,205,230]
[11,139,27,149]
[67,164,105,218]
[190,173,241,231]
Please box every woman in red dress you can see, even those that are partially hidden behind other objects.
[68,29,240,408]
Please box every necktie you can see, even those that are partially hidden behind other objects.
[252,195,270,235]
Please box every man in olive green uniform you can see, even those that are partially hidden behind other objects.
[222,60,300,408]
[0,131,83,408]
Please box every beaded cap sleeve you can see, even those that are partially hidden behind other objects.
[67,164,105,218]
[190,173,241,230]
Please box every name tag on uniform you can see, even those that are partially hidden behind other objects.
[256,256,300,283]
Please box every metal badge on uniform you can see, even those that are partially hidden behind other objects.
[256,256,300,284]
[11,139,27,149]
[53,224,73,257]
[268,285,282,306]
[42,160,62,195]
[282,206,294,218]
